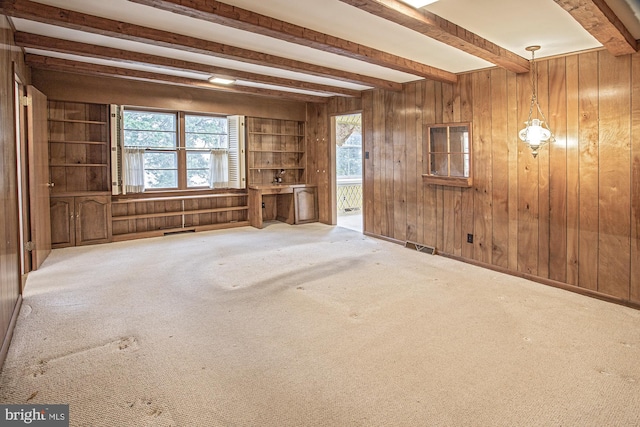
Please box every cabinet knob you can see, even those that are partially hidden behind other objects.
[47,182,55,188]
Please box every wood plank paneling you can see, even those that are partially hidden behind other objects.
[392,90,406,241]
[434,82,445,252]
[327,96,362,117]
[537,61,551,279]
[459,74,474,260]
[306,104,330,223]
[473,70,493,264]
[597,51,631,299]
[373,90,385,236]
[384,91,396,238]
[422,81,437,248]
[517,70,539,276]
[578,51,600,291]
[313,49,640,306]
[441,82,458,255]
[491,68,509,268]
[1,16,30,366]
[405,82,418,243]
[632,53,640,304]
[548,57,568,283]
[451,79,463,257]
[507,71,519,271]
[414,82,425,245]
[362,92,374,234]
[33,69,306,122]
[565,56,580,286]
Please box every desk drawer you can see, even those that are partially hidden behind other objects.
[263,187,294,195]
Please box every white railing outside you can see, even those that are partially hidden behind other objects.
[337,178,362,213]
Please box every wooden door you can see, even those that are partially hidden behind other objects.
[50,197,74,248]
[27,86,51,269]
[75,196,111,245]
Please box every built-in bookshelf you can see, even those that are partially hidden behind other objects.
[246,118,306,186]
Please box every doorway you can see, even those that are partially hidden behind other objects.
[333,113,362,232]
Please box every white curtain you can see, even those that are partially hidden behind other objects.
[209,150,229,189]
[123,148,146,193]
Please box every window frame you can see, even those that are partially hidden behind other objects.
[122,108,230,191]
[422,122,473,188]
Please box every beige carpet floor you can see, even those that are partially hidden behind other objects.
[1,222,639,426]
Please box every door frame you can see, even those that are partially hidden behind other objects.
[331,111,364,229]
[14,73,30,288]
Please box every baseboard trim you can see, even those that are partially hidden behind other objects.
[361,231,639,310]
[363,231,405,246]
[439,253,640,311]
[0,295,22,370]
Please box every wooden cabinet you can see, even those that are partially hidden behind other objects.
[48,101,112,248]
[50,195,112,248]
[246,118,306,186]
[294,187,318,224]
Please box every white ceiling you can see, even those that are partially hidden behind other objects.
[8,0,640,99]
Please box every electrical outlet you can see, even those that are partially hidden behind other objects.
[262,202,265,208]
[467,234,473,244]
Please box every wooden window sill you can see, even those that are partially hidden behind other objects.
[422,175,473,188]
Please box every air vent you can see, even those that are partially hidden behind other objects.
[405,241,436,255]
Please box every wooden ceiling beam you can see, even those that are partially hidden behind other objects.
[128,0,457,84]
[337,0,530,74]
[14,32,361,97]
[24,54,329,103]
[0,0,402,91]
[553,0,637,56]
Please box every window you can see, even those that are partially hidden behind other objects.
[336,124,362,179]
[185,115,229,188]
[117,109,244,192]
[423,122,472,187]
[124,111,178,189]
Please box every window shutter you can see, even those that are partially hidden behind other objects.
[227,115,246,189]
[110,105,124,195]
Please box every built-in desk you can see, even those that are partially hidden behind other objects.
[248,184,318,229]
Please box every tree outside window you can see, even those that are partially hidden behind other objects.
[123,110,229,190]
[336,121,362,179]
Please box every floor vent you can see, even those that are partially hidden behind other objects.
[164,229,196,236]
[405,241,436,255]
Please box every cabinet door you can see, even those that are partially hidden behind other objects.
[75,196,112,245]
[294,187,318,224]
[50,197,75,248]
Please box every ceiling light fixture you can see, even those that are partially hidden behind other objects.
[398,0,439,8]
[208,76,235,85]
[518,46,554,158]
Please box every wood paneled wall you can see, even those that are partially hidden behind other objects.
[310,49,640,306]
[32,69,306,121]
[306,103,330,223]
[306,97,363,224]
[0,16,30,364]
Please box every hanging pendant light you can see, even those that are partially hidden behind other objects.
[519,46,554,158]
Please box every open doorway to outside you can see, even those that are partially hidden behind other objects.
[333,113,362,232]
